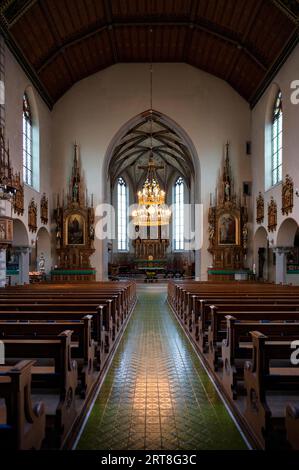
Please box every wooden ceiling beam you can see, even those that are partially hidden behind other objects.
[36,19,268,74]
[0,14,54,108]
[250,25,299,107]
[103,0,119,63]
[182,0,199,61]
[225,0,265,82]
[271,0,299,23]
[38,1,76,84]
[1,0,38,27]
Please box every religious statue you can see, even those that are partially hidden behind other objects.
[40,193,49,224]
[13,174,24,216]
[38,252,46,273]
[224,181,230,202]
[89,224,95,240]
[73,182,79,203]
[268,197,277,232]
[282,174,293,215]
[256,192,264,224]
[28,199,37,232]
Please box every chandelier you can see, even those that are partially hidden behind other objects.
[132,28,171,227]
[132,155,171,227]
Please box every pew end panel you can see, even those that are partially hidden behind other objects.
[0,360,46,450]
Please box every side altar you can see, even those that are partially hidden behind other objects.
[208,143,249,281]
[52,144,96,282]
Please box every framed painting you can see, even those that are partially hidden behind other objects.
[66,214,85,245]
[218,213,237,245]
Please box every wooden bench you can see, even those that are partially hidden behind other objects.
[221,316,299,400]
[2,330,78,447]
[0,360,46,450]
[0,317,95,399]
[286,403,299,450]
[244,331,299,449]
[207,307,299,371]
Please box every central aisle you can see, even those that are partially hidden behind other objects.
[77,285,247,450]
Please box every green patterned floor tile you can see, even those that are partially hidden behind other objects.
[77,285,247,450]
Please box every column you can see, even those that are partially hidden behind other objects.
[16,247,30,285]
[273,247,291,285]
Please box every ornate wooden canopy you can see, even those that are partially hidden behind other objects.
[0,0,298,108]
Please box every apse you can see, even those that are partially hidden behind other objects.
[107,109,198,280]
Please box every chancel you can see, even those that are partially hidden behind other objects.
[0,0,299,455]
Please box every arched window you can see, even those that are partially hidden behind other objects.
[173,177,184,251]
[271,90,283,186]
[23,92,33,186]
[117,177,128,251]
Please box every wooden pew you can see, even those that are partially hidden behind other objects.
[221,316,299,400]
[244,331,299,449]
[2,330,78,447]
[286,403,299,450]
[0,360,46,450]
[207,307,299,371]
[0,304,109,362]
[0,317,95,399]
[191,297,299,348]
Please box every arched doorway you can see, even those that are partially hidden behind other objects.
[253,226,268,281]
[7,219,30,285]
[275,218,299,284]
[276,218,298,246]
[102,109,201,280]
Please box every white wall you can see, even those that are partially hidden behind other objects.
[52,63,251,279]
[251,44,299,282]
[5,47,52,273]
[252,45,299,243]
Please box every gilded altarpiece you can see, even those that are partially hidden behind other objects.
[208,144,248,277]
[53,144,95,281]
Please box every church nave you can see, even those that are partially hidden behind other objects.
[77,285,247,451]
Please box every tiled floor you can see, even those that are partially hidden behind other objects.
[77,285,247,450]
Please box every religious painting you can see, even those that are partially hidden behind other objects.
[218,214,237,245]
[268,197,277,232]
[256,192,264,224]
[282,174,293,216]
[66,213,85,245]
